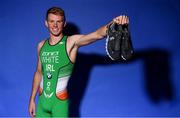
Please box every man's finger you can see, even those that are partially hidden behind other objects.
[119,16,123,24]
[124,16,127,24]
[116,18,119,23]
[122,15,126,24]
[30,112,34,118]
[30,112,35,118]
[127,16,129,24]
[33,107,36,118]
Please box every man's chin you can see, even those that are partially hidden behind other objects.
[51,32,62,36]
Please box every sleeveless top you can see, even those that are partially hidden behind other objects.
[39,36,74,100]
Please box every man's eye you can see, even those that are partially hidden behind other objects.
[48,20,54,23]
[57,21,62,23]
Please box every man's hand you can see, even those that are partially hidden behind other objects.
[106,15,134,60]
[29,100,36,118]
[113,15,129,25]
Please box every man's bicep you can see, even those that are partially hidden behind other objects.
[35,42,43,75]
[69,34,85,47]
[36,57,42,74]
[73,32,98,47]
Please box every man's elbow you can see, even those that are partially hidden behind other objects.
[35,69,42,77]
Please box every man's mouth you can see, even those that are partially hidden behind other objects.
[52,28,59,32]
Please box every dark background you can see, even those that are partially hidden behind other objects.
[0,0,180,117]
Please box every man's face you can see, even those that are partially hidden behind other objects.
[45,13,65,36]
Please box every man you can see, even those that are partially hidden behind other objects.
[29,6,129,117]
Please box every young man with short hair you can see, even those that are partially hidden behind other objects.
[29,6,129,117]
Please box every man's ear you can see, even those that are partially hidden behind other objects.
[45,20,48,27]
[64,21,66,27]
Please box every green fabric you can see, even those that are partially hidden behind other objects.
[36,36,73,117]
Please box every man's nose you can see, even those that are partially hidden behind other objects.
[53,22,58,27]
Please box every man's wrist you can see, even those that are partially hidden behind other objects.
[30,95,35,102]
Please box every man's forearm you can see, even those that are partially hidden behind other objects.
[73,21,113,47]
[30,72,42,101]
[95,21,112,39]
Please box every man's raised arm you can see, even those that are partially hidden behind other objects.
[71,15,129,48]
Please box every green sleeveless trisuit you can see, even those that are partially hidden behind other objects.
[36,36,73,117]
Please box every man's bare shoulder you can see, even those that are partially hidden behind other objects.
[67,34,84,45]
[68,34,84,40]
[37,40,46,51]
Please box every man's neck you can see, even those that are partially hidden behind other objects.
[49,34,64,45]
